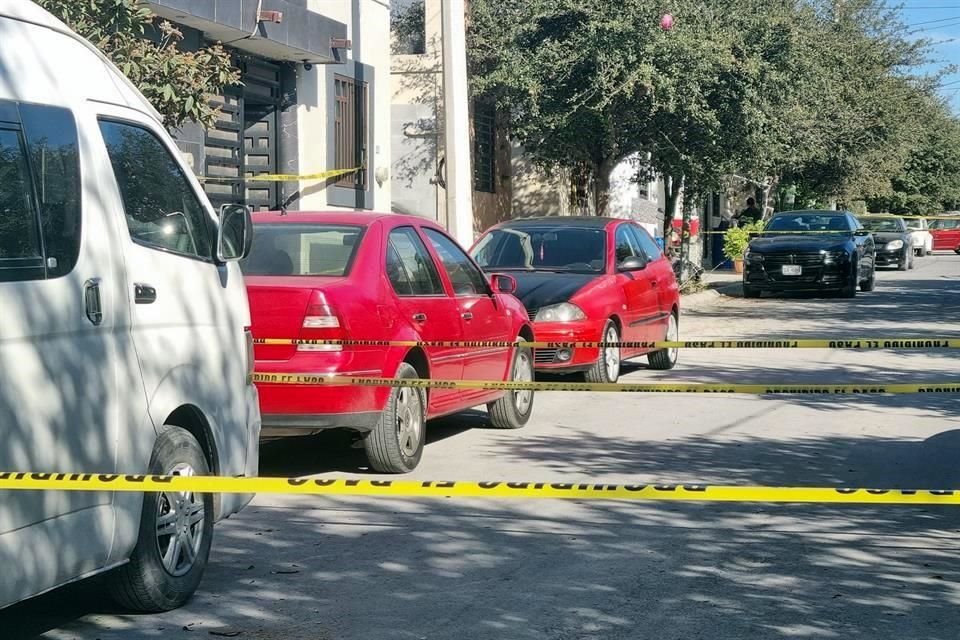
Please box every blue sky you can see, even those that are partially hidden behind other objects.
[899,1,960,111]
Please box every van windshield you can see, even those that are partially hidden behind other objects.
[241,224,365,277]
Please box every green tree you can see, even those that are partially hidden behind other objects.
[468,0,823,230]
[37,0,239,129]
[469,0,948,232]
[866,103,960,214]
[784,0,937,205]
[469,0,661,216]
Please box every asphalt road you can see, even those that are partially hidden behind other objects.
[6,254,960,640]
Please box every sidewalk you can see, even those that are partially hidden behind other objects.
[702,268,742,293]
[681,267,742,309]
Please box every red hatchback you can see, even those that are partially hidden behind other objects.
[243,212,535,473]
[471,217,681,383]
[929,217,960,254]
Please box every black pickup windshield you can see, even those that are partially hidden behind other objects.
[765,214,852,233]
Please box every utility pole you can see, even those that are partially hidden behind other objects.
[441,0,474,246]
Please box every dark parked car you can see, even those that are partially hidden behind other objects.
[743,210,876,298]
[857,215,913,270]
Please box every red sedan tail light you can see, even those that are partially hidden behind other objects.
[299,302,345,352]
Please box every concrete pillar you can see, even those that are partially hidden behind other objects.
[440,0,474,245]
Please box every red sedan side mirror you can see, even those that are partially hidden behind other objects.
[491,273,517,295]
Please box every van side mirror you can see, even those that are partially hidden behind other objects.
[491,273,517,295]
[618,256,647,272]
[217,204,253,262]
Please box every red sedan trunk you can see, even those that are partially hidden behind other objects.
[242,211,535,473]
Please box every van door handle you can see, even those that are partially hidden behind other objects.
[412,313,427,323]
[84,278,103,326]
[135,283,157,305]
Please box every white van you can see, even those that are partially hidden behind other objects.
[0,1,260,612]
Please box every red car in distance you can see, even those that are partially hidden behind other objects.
[471,217,681,383]
[241,212,535,473]
[929,216,960,254]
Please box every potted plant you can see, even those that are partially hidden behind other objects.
[723,222,763,274]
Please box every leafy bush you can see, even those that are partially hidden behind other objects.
[723,221,765,261]
[37,0,240,129]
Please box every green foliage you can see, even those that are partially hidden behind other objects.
[723,221,764,261]
[467,0,952,222]
[37,0,240,129]
[391,1,426,55]
[865,107,960,214]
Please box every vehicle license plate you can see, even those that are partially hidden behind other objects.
[781,265,802,276]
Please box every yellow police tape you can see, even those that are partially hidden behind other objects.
[200,167,361,183]
[1,473,958,505]
[250,373,960,395]
[254,337,960,350]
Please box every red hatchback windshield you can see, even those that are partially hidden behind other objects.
[472,225,607,273]
[241,223,365,277]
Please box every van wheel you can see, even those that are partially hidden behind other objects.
[364,363,425,473]
[648,312,679,370]
[107,427,213,612]
[488,340,535,429]
[585,321,620,384]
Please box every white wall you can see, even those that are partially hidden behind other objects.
[297,0,391,211]
[608,154,663,226]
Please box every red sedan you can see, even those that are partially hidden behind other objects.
[929,217,960,253]
[471,217,681,383]
[242,212,535,473]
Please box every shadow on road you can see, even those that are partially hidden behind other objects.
[694,272,960,337]
[258,412,491,477]
[3,261,957,639]
[5,430,960,640]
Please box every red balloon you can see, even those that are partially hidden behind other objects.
[660,13,674,30]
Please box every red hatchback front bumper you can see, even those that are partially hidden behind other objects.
[531,320,606,372]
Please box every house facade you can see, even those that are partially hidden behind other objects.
[145,0,391,213]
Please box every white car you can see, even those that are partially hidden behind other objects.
[0,1,260,613]
[906,217,933,256]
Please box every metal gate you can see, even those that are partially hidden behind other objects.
[203,57,284,212]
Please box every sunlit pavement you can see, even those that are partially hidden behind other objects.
[7,255,960,639]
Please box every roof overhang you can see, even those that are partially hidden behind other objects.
[144,0,347,65]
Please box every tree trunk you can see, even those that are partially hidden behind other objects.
[593,158,615,217]
[678,192,695,283]
[662,175,683,246]
[762,176,780,219]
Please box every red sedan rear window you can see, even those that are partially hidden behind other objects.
[241,224,365,277]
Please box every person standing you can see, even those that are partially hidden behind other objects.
[736,197,763,225]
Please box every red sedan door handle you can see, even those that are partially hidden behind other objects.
[462,312,474,321]
[651,280,659,288]
[412,313,427,323]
